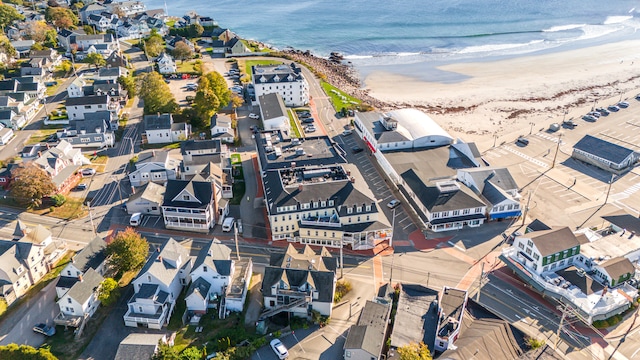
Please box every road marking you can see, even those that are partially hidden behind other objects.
[503,146,549,168]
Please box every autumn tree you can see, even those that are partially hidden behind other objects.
[83,24,96,35]
[0,4,24,32]
[172,41,193,63]
[26,21,53,43]
[0,344,58,360]
[397,342,432,360]
[85,52,106,69]
[117,75,136,98]
[45,7,78,29]
[10,163,56,208]
[4,0,24,6]
[106,227,149,274]
[143,30,164,57]
[137,72,178,114]
[152,343,179,360]
[231,94,244,109]
[97,278,119,306]
[187,23,204,38]
[0,34,16,58]
[192,71,231,127]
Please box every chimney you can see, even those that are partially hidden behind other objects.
[298,184,303,192]
[157,256,162,262]
[152,150,155,157]
[350,177,355,183]
[78,274,83,282]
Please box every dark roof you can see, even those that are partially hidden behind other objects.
[573,135,635,164]
[599,257,635,281]
[66,95,108,106]
[527,219,552,232]
[344,301,390,358]
[56,276,79,289]
[402,174,484,212]
[114,334,166,360]
[527,227,581,257]
[180,139,221,154]
[162,179,213,209]
[261,267,335,303]
[192,240,232,276]
[601,209,640,235]
[258,93,286,120]
[556,266,604,295]
[67,268,103,304]
[185,277,211,299]
[390,284,439,350]
[72,236,107,272]
[256,133,346,171]
[269,244,337,272]
[143,114,172,130]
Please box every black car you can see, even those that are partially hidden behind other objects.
[301,118,314,124]
[351,146,364,154]
[596,107,610,115]
[298,112,311,118]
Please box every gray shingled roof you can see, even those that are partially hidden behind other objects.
[137,238,190,288]
[573,135,635,164]
[114,333,165,360]
[71,236,107,272]
[528,227,581,257]
[66,268,103,304]
[143,114,172,130]
[192,240,232,275]
[261,267,335,303]
[185,277,211,299]
[258,93,286,120]
[66,95,108,106]
[162,179,213,209]
[600,257,635,281]
[344,301,390,357]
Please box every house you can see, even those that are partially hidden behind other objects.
[0,167,13,189]
[21,143,42,159]
[57,28,86,51]
[185,240,232,313]
[32,140,89,193]
[0,95,33,128]
[57,115,115,149]
[434,287,468,352]
[457,167,521,220]
[56,268,103,323]
[9,40,35,57]
[344,300,391,360]
[252,63,309,107]
[84,80,128,106]
[124,238,192,329]
[96,66,129,82]
[70,34,119,59]
[114,333,170,360]
[108,0,147,17]
[572,135,638,174]
[0,110,25,130]
[117,19,150,40]
[210,113,235,143]
[126,182,165,216]
[179,139,229,178]
[66,95,111,120]
[79,3,108,23]
[106,51,130,69]
[512,227,582,275]
[128,150,180,187]
[165,36,194,52]
[592,257,635,288]
[187,161,233,200]
[56,236,108,299]
[156,52,176,74]
[161,179,217,233]
[143,113,190,144]
[0,77,45,103]
[67,76,87,98]
[0,127,14,145]
[0,239,48,305]
[258,93,289,132]
[30,49,62,67]
[388,284,439,354]
[261,245,337,318]
[15,223,67,274]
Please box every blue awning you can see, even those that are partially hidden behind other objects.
[490,210,522,220]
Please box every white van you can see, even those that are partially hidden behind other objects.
[129,213,142,227]
[222,217,235,232]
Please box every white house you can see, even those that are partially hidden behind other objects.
[128,150,180,187]
[0,127,14,145]
[210,113,234,143]
[344,301,391,360]
[126,182,165,216]
[185,241,232,314]
[457,167,522,221]
[65,95,111,120]
[512,227,582,275]
[124,238,192,329]
[0,239,48,305]
[57,268,103,321]
[156,52,176,74]
[56,236,108,299]
[258,93,289,132]
[67,76,87,98]
[143,114,190,144]
[252,63,309,107]
[572,135,638,175]
[161,179,216,233]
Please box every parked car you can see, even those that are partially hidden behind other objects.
[351,146,364,154]
[33,323,55,337]
[222,217,235,232]
[248,113,260,119]
[618,101,630,108]
[635,94,640,101]
[186,95,195,102]
[516,136,530,145]
[607,105,620,112]
[129,212,142,227]
[185,83,198,91]
[596,107,610,115]
[342,129,353,136]
[548,123,560,132]
[563,119,578,128]
[587,111,600,118]
[387,199,401,209]
[304,125,316,133]
[298,112,311,118]
[270,339,289,359]
[81,168,96,176]
[301,118,314,124]
[75,183,88,191]
[582,115,597,122]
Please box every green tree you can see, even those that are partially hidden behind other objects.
[137,72,178,114]
[106,227,149,274]
[0,4,24,32]
[397,342,432,360]
[44,29,58,48]
[0,343,58,359]
[56,60,73,76]
[50,194,66,207]
[172,41,192,63]
[4,0,24,6]
[30,43,45,51]
[153,343,179,360]
[144,30,164,57]
[117,75,136,98]
[179,347,201,360]
[45,7,78,29]
[187,23,204,38]
[85,52,106,69]
[0,34,16,58]
[231,94,243,109]
[192,71,231,127]
[97,278,119,306]
[83,24,96,35]
[10,163,56,208]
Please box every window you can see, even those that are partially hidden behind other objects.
[527,240,533,247]
[84,105,91,109]
[525,248,532,256]
[68,298,72,304]
[432,212,440,219]
[453,210,460,216]
[533,253,540,260]
[357,206,362,212]
[203,266,207,272]
[347,208,352,214]
[463,209,470,215]
[518,242,524,250]
[328,200,334,206]
[282,216,285,221]
[475,207,483,213]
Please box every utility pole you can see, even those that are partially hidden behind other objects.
[426,272,430,288]
[234,222,240,260]
[390,208,396,247]
[87,201,96,236]
[475,262,485,302]
[529,122,535,135]
[552,132,563,168]
[555,304,568,350]
[493,133,498,148]
[521,190,533,227]
[604,173,615,205]
[339,236,344,279]
[111,175,123,204]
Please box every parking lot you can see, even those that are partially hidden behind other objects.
[165,77,199,108]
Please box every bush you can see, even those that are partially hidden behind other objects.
[50,194,66,207]
[525,336,546,349]
[334,280,352,303]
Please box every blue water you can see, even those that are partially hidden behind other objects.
[144,0,640,73]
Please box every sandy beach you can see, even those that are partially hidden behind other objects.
[362,40,640,150]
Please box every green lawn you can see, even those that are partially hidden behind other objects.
[166,20,176,28]
[241,59,284,81]
[176,60,199,73]
[320,81,362,111]
[230,153,242,165]
[25,129,58,145]
[288,109,302,138]
[45,80,62,96]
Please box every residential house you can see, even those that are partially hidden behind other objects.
[197,16,216,27]
[185,241,232,313]
[261,245,337,318]
[56,115,115,149]
[0,127,14,145]
[258,93,289,132]
[87,12,120,32]
[434,288,468,352]
[344,300,391,360]
[85,80,128,106]
[56,236,108,299]
[572,135,638,174]
[32,140,89,193]
[9,40,35,57]
[165,36,194,52]
[66,95,112,120]
[143,113,190,144]
[252,63,309,107]
[225,38,249,56]
[126,182,165,215]
[512,227,582,275]
[0,167,13,189]
[20,143,42,159]
[128,150,180,187]
[457,167,521,220]
[0,239,48,305]
[15,223,67,275]
[117,20,150,39]
[388,284,439,354]
[67,76,87,98]
[161,179,217,233]
[69,34,118,60]
[96,66,129,81]
[108,0,146,17]
[124,238,192,329]
[106,51,130,69]
[0,110,25,130]
[114,333,170,360]
[20,66,46,81]
[56,268,103,324]
[186,161,233,201]
[30,49,62,68]
[0,77,45,103]
[592,257,635,288]
[0,95,32,129]
[57,28,86,51]
[156,52,176,74]
[79,3,108,23]
[210,113,235,143]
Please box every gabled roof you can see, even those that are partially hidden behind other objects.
[128,181,165,205]
[137,238,190,288]
[66,95,108,106]
[527,227,581,257]
[261,267,335,303]
[390,284,439,349]
[180,139,222,154]
[144,113,172,130]
[599,257,635,281]
[601,209,640,235]
[114,333,166,360]
[18,224,51,245]
[162,179,213,209]
[344,301,390,357]
[66,268,103,304]
[192,240,232,275]
[402,174,485,212]
[573,135,635,164]
[185,276,211,299]
[270,244,337,272]
[71,236,108,272]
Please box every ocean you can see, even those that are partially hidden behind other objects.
[144,0,640,79]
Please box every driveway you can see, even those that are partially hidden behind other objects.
[0,281,59,348]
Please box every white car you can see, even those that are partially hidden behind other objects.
[248,113,260,119]
[270,339,289,359]
[304,125,316,133]
[81,168,96,176]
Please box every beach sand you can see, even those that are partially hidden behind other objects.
[363,40,640,150]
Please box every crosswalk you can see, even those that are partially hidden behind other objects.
[534,132,564,144]
[614,182,640,198]
[503,146,549,168]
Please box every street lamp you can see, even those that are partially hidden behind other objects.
[551,131,564,168]
[493,133,499,148]
[529,122,535,135]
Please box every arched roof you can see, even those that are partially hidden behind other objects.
[387,108,452,142]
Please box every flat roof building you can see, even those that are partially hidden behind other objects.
[572,135,638,174]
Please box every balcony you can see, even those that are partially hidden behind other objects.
[54,312,83,327]
[277,289,310,298]
[300,215,340,228]
[165,221,209,229]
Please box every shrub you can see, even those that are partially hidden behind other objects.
[50,194,66,207]
[273,330,281,338]
[525,336,546,349]
[334,280,352,303]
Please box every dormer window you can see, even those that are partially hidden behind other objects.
[203,266,207,272]
[328,200,334,206]
[321,201,326,207]
[357,206,362,213]
[347,207,353,214]
[366,205,371,211]
[183,195,190,201]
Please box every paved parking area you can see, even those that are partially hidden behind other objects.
[166,78,199,108]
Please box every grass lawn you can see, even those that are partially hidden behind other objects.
[141,142,181,150]
[176,60,199,73]
[230,153,241,165]
[240,59,284,81]
[31,197,87,220]
[288,109,302,138]
[85,154,108,173]
[230,181,246,205]
[320,81,361,111]
[25,129,59,145]
[166,20,176,28]
[45,80,62,96]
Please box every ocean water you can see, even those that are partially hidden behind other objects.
[145,0,640,76]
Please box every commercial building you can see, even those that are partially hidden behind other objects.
[252,63,309,107]
[572,135,638,174]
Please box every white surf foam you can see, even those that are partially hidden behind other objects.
[543,24,586,32]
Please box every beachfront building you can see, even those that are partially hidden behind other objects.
[353,109,454,153]
[457,167,522,220]
[258,93,290,133]
[571,135,638,175]
[252,63,309,107]
[344,300,391,360]
[500,226,639,323]
[256,131,392,250]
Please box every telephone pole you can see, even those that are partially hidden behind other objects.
[521,190,533,227]
[604,173,615,205]
[552,132,564,168]
[87,201,96,236]
[234,222,240,260]
[340,236,344,279]
[475,262,485,302]
[555,304,569,350]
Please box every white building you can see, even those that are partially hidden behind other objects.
[156,52,176,74]
[128,150,180,187]
[252,63,309,107]
[258,93,289,133]
[185,241,233,313]
[457,167,522,221]
[161,179,217,233]
[143,114,190,144]
[57,268,103,321]
[210,113,234,143]
[0,127,14,145]
[65,95,111,120]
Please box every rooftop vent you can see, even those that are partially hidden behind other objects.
[436,181,460,193]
